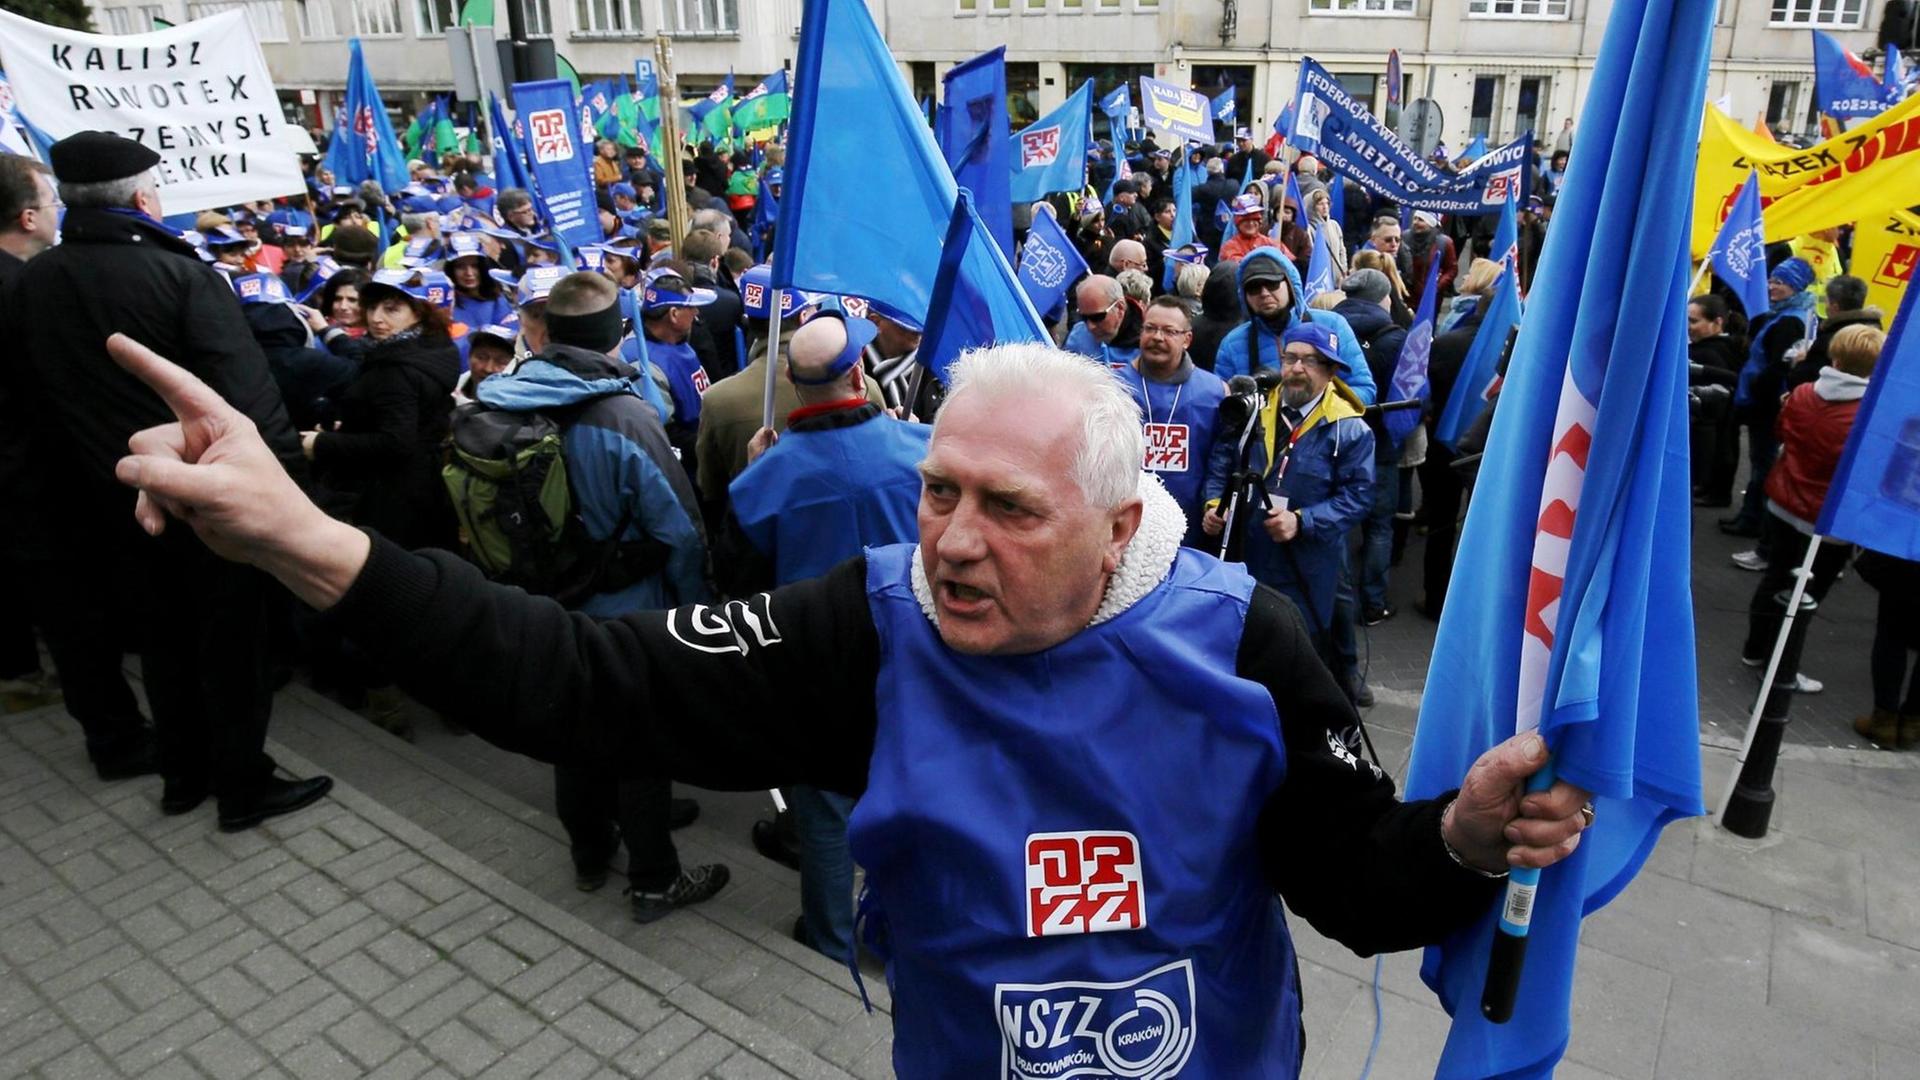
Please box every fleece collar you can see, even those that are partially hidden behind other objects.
[910,472,1186,632]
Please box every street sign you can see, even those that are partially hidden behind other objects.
[1401,97,1443,158]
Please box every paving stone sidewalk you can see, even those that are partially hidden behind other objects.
[0,704,852,1079]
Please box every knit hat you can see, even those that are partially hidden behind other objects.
[1282,322,1349,372]
[1768,257,1815,293]
[48,130,160,184]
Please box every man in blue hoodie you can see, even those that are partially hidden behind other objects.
[1211,248,1377,404]
[473,271,729,924]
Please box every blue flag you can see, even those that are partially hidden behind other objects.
[752,173,779,261]
[1010,79,1093,203]
[919,190,1051,384]
[1283,170,1303,219]
[1813,29,1888,121]
[1489,195,1519,270]
[1099,83,1131,124]
[1327,176,1346,238]
[940,48,1014,257]
[488,92,530,193]
[1386,247,1444,444]
[1170,154,1196,248]
[1460,133,1488,163]
[1815,275,1920,560]
[1303,222,1337,303]
[1435,265,1520,449]
[325,38,408,193]
[1138,76,1214,144]
[1017,207,1090,320]
[687,70,733,127]
[1241,155,1255,191]
[1211,85,1236,126]
[512,79,601,254]
[1708,171,1768,321]
[1405,0,1713,1075]
[774,0,958,324]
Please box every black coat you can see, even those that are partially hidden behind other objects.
[311,331,459,548]
[1427,304,1488,424]
[688,266,746,383]
[7,207,305,550]
[1190,261,1243,372]
[1333,297,1408,394]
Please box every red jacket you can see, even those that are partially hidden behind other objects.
[1765,378,1862,525]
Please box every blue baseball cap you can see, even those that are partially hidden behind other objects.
[762,167,783,187]
[737,263,823,320]
[499,264,569,306]
[231,272,292,305]
[610,181,637,200]
[468,323,518,350]
[789,302,879,386]
[294,256,344,303]
[1281,322,1348,372]
[203,225,250,248]
[365,268,456,310]
[641,266,717,311]
[399,236,442,267]
[445,232,493,265]
[573,244,608,272]
[279,222,312,241]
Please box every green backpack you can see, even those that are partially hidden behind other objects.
[442,401,667,605]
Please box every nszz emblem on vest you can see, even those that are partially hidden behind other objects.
[1025,831,1145,937]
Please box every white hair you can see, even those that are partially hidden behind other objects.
[1175,263,1210,300]
[1115,268,1153,306]
[935,342,1143,510]
[58,166,160,210]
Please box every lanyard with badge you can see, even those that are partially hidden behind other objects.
[1135,364,1190,473]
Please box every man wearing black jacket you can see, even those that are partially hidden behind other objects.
[109,335,1592,1075]
[9,132,331,830]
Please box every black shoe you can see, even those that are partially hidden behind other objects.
[628,864,730,924]
[751,817,802,872]
[1693,493,1732,508]
[792,915,812,948]
[93,734,160,782]
[574,864,609,892]
[217,775,333,832]
[161,777,209,815]
[1718,516,1760,538]
[1361,606,1394,627]
[669,797,700,830]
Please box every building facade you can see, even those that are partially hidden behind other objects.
[80,0,1884,149]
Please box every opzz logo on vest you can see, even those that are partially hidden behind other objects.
[996,959,1196,1080]
[1026,831,1144,937]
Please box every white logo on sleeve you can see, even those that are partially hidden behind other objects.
[666,594,783,655]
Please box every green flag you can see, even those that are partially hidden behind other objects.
[732,70,790,134]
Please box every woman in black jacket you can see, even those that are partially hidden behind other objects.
[303,270,460,550]
[1687,294,1746,506]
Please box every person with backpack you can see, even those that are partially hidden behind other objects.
[453,270,728,923]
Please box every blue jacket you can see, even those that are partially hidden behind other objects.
[1203,379,1374,632]
[1211,248,1377,404]
[475,345,709,616]
[729,403,930,586]
[1062,320,1141,366]
[453,291,515,334]
[640,331,708,429]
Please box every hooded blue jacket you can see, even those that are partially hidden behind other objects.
[1211,248,1377,404]
[475,345,709,617]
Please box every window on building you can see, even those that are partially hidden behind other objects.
[1470,74,1504,140]
[296,0,338,36]
[1335,70,1378,113]
[189,0,288,41]
[105,6,136,32]
[660,0,738,34]
[416,0,456,33]
[139,4,169,26]
[1066,62,1152,139]
[1768,0,1864,28]
[520,0,552,35]
[1135,0,1158,8]
[1006,61,1042,126]
[575,0,642,34]
[1307,0,1417,14]
[1061,0,1081,8]
[1026,0,1047,11]
[989,0,1012,12]
[1096,0,1121,9]
[1514,76,1547,140]
[958,0,977,11]
[1467,0,1570,17]
[352,0,404,35]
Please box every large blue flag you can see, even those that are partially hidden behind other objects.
[1813,29,1888,122]
[774,0,958,323]
[1815,275,1920,560]
[488,93,530,193]
[1303,220,1337,303]
[1707,171,1768,321]
[919,190,1051,384]
[1016,206,1090,321]
[324,38,408,193]
[940,48,1014,257]
[512,79,601,254]
[1434,265,1520,449]
[1211,85,1236,126]
[1010,79,1093,203]
[1386,247,1444,444]
[1405,0,1714,1075]
[1138,76,1214,144]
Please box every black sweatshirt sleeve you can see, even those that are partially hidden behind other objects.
[327,536,882,795]
[1239,584,1504,955]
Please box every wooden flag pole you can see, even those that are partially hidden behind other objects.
[655,35,689,255]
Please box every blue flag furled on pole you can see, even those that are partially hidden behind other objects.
[1303,222,1337,304]
[511,79,602,254]
[1327,175,1346,238]
[325,39,408,193]
[488,92,530,193]
[1813,29,1889,122]
[1016,206,1090,320]
[1138,76,1215,144]
[1291,57,1531,217]
[1405,0,1714,1074]
[1489,195,1519,270]
[1010,79,1093,203]
[940,48,1015,257]
[1434,265,1520,449]
[774,0,958,325]
[1815,276,1920,560]
[1170,152,1196,248]
[1386,248,1444,445]
[752,172,779,261]
[1708,170,1768,321]
[1211,85,1236,126]
[919,189,1051,384]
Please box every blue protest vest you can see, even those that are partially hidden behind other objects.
[639,333,708,427]
[850,543,1302,1078]
[1114,361,1227,546]
[728,413,929,586]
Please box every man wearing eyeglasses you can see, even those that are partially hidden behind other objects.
[1119,297,1229,547]
[1062,274,1143,366]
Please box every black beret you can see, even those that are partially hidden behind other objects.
[49,130,161,184]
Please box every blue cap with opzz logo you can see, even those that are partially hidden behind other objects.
[366,268,456,310]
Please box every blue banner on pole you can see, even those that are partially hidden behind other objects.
[512,79,602,253]
[940,48,1014,257]
[1138,75,1214,144]
[1290,57,1533,216]
[919,189,1050,384]
[1211,85,1236,126]
[1010,79,1093,203]
[1099,83,1131,123]
[325,38,408,193]
[1708,171,1768,321]
[1815,274,1920,561]
[1017,206,1091,318]
[1813,29,1889,121]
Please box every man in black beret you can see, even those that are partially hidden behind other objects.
[3,130,333,830]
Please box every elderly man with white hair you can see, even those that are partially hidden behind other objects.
[107,334,1593,1078]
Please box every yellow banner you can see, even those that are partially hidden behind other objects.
[1851,210,1920,319]
[1692,97,1920,258]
